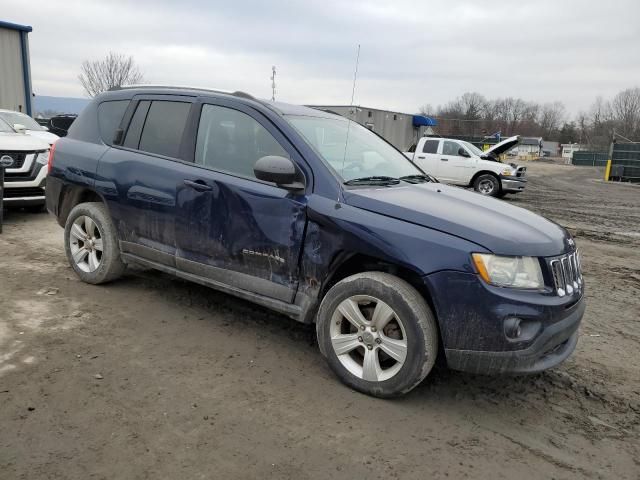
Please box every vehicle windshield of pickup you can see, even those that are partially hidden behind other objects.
[287,115,424,183]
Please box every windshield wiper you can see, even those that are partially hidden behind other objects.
[343,176,400,186]
[399,174,435,184]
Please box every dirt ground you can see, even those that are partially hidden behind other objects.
[1,161,638,479]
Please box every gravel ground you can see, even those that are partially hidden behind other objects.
[1,160,638,479]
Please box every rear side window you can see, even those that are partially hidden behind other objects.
[422,139,439,154]
[195,104,288,179]
[138,101,191,158]
[97,101,129,144]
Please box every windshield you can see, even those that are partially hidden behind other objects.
[0,111,43,131]
[460,141,485,157]
[0,117,15,133]
[286,115,423,182]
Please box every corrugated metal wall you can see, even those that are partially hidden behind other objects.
[311,106,418,150]
[0,27,27,112]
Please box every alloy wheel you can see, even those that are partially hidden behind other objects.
[329,295,408,382]
[69,215,103,273]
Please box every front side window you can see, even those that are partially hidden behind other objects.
[97,101,129,144]
[138,101,191,158]
[443,141,465,156]
[460,141,484,156]
[195,105,288,179]
[286,115,423,182]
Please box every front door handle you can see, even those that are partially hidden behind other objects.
[184,179,212,192]
[440,158,449,161]
[417,155,426,159]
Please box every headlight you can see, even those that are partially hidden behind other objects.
[36,151,50,165]
[472,253,544,289]
[501,168,512,176]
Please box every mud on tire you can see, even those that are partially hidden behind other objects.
[64,202,125,284]
[316,272,439,398]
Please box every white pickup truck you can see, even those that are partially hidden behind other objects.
[403,136,527,197]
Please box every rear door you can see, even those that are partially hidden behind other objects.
[438,140,476,184]
[412,138,441,177]
[96,95,195,266]
[174,99,308,303]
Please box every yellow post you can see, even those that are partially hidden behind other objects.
[604,159,612,181]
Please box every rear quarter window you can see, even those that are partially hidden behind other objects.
[97,100,130,144]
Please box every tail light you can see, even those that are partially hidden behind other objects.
[47,141,57,174]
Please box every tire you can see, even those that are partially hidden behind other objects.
[473,173,501,197]
[64,202,125,284]
[316,272,438,398]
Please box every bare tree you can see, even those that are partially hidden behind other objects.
[79,52,144,97]
[419,104,435,116]
[539,102,566,138]
[610,87,640,138]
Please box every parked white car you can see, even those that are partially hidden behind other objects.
[404,136,527,197]
[0,109,59,145]
[0,118,50,211]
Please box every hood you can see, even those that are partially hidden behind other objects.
[344,182,570,257]
[25,129,59,145]
[484,135,519,157]
[0,132,50,151]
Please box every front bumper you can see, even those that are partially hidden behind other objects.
[500,176,527,193]
[424,270,585,375]
[445,299,583,374]
[2,160,47,206]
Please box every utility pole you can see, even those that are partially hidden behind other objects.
[270,66,276,101]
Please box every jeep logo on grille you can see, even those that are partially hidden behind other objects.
[0,155,14,168]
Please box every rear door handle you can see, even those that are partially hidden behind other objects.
[184,179,212,192]
[440,158,448,161]
[417,156,426,159]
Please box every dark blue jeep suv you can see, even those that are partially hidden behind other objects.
[45,86,585,397]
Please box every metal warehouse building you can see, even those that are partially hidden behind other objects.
[309,105,437,151]
[0,20,33,115]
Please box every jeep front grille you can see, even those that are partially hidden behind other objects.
[550,251,582,297]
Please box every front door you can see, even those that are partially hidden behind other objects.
[438,140,476,184]
[175,100,307,303]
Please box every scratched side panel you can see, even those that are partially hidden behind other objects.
[175,169,307,303]
[295,194,486,319]
[96,147,190,256]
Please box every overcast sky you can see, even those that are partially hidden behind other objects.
[4,0,640,115]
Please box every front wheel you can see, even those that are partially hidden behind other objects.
[474,174,501,197]
[316,272,439,398]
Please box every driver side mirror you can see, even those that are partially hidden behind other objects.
[13,123,27,134]
[254,155,304,191]
[458,147,470,158]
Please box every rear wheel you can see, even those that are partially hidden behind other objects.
[316,272,438,398]
[474,173,501,197]
[64,202,125,284]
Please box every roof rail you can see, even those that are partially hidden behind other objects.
[109,84,255,100]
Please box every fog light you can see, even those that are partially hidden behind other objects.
[504,317,522,339]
